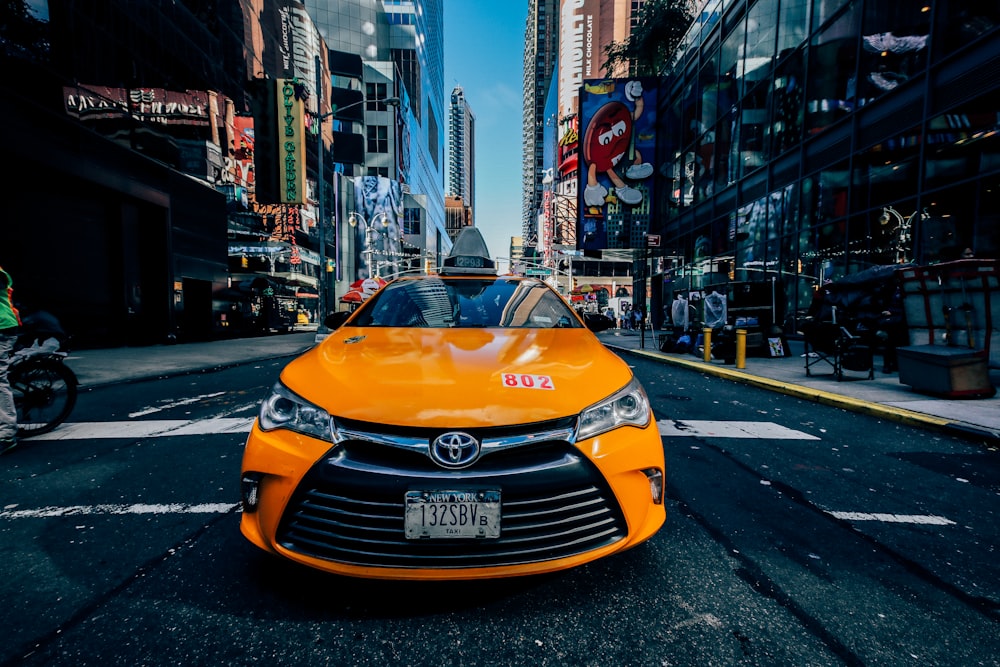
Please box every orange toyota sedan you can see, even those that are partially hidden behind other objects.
[239,228,665,580]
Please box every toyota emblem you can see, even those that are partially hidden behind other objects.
[429,432,481,469]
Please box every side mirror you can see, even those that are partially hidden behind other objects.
[323,311,351,330]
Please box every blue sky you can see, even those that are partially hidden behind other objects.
[443,1,526,271]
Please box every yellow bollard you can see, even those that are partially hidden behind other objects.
[736,329,747,369]
[702,327,712,363]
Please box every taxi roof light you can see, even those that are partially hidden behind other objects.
[440,227,497,276]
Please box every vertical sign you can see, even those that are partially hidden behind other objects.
[277,78,306,205]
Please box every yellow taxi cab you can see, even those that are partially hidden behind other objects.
[239,227,665,580]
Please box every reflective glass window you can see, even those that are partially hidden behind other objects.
[772,48,805,154]
[869,197,916,265]
[936,2,1000,58]
[806,2,860,134]
[853,126,920,212]
[919,186,976,263]
[812,0,851,32]
[777,0,810,55]
[857,3,930,107]
[720,15,746,98]
[737,82,770,175]
[924,91,1000,188]
[745,0,777,86]
[972,175,1000,258]
[816,160,850,224]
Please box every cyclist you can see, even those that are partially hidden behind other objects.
[0,264,21,454]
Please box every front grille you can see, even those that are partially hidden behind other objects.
[275,436,629,569]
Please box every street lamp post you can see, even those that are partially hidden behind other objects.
[348,211,391,278]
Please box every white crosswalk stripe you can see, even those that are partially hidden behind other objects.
[657,420,820,439]
[26,418,254,440]
[1,503,240,519]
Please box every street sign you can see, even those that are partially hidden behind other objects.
[646,234,661,247]
[525,268,552,276]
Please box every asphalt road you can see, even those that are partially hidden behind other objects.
[2,354,999,666]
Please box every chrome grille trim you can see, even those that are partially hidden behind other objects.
[331,421,578,456]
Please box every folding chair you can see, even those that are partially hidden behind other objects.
[803,320,874,381]
[803,319,840,376]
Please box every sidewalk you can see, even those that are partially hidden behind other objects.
[596,328,1000,444]
[64,330,319,388]
[62,326,1000,444]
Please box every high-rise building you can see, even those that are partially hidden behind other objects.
[446,85,476,224]
[521,0,560,252]
[444,194,470,243]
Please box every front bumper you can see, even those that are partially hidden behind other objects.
[240,416,665,580]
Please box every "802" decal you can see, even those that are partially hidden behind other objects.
[501,373,554,390]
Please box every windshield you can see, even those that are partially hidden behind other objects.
[350,276,582,329]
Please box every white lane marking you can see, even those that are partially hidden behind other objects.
[827,511,955,525]
[27,418,255,440]
[129,392,227,418]
[1,503,240,519]
[657,420,820,440]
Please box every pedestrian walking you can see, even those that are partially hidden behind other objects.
[632,307,643,331]
[0,264,22,454]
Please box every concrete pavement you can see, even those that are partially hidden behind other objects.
[64,330,319,388]
[61,325,1000,444]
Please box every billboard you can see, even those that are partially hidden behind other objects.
[352,176,404,281]
[577,78,658,250]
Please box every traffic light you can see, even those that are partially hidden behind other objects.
[326,259,334,273]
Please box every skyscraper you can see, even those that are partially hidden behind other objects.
[447,84,476,224]
[521,0,560,252]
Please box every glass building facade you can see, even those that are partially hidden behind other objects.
[654,0,1000,331]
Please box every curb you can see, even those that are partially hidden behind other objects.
[608,344,1000,446]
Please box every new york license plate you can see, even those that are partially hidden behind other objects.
[404,490,501,539]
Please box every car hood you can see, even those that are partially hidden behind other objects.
[279,326,634,427]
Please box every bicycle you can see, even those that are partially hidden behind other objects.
[10,314,78,437]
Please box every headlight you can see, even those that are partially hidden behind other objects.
[258,382,333,441]
[576,377,652,441]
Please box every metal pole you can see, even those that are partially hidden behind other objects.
[314,56,328,322]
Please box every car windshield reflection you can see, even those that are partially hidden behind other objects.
[349,276,583,329]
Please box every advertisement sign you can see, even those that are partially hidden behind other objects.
[352,176,404,281]
[577,78,658,251]
[277,78,306,205]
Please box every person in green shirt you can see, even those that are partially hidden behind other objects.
[0,265,21,454]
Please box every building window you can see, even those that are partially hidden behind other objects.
[367,167,389,178]
[367,125,388,153]
[366,82,390,111]
[403,207,421,235]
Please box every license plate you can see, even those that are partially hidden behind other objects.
[404,490,501,539]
